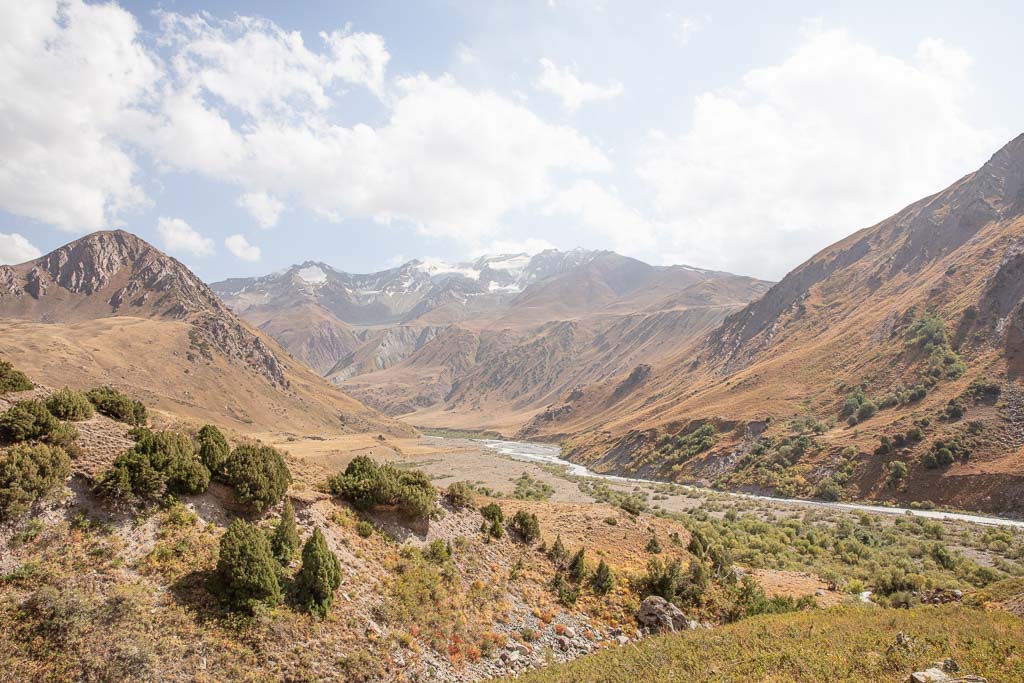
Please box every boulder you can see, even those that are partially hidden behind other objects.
[637,595,688,633]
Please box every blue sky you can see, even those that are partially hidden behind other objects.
[0,0,1020,282]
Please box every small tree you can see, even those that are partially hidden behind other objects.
[548,534,568,565]
[294,527,342,618]
[480,503,504,524]
[509,510,541,543]
[0,443,71,522]
[214,519,282,613]
[445,481,475,510]
[887,461,909,488]
[568,547,587,582]
[592,559,614,595]
[272,498,300,565]
[225,444,291,513]
[0,400,59,442]
[45,388,94,421]
[196,424,230,476]
[85,386,147,426]
[0,360,32,393]
[646,534,662,554]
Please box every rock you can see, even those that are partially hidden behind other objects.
[563,627,576,639]
[909,669,950,683]
[815,588,825,597]
[556,636,570,651]
[637,595,688,633]
[615,635,629,646]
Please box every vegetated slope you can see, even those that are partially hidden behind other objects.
[0,231,406,436]
[535,133,1024,514]
[213,251,770,434]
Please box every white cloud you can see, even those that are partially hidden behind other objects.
[472,238,556,257]
[238,192,285,228]
[636,29,999,279]
[0,233,43,264]
[156,217,214,257]
[534,58,623,112]
[225,233,262,261]
[545,181,660,254]
[0,0,158,231]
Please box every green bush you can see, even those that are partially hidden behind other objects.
[445,480,475,510]
[355,520,374,538]
[44,388,93,421]
[480,502,504,524]
[225,444,291,513]
[196,424,230,476]
[213,519,282,613]
[423,539,452,564]
[271,498,300,565]
[294,527,342,618]
[95,429,210,505]
[509,510,541,543]
[568,547,587,582]
[85,386,147,425]
[886,461,908,488]
[0,443,71,522]
[0,400,59,442]
[640,557,683,602]
[548,534,568,565]
[327,455,435,519]
[0,360,32,393]
[592,559,614,595]
[646,534,663,554]
[856,400,878,421]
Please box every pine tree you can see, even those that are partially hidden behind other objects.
[272,498,300,565]
[646,534,662,554]
[592,558,614,595]
[548,534,568,565]
[568,547,587,582]
[214,519,282,613]
[294,527,342,618]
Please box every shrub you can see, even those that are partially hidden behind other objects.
[46,422,79,451]
[640,557,683,602]
[548,534,568,565]
[213,519,282,613]
[856,400,878,422]
[294,527,342,618]
[646,534,662,554]
[509,510,541,543]
[226,444,291,513]
[96,429,210,505]
[567,547,587,582]
[0,443,71,522]
[0,360,32,393]
[944,399,965,421]
[85,386,147,425]
[356,520,374,538]
[423,539,451,564]
[886,461,908,488]
[592,559,614,595]
[44,387,94,421]
[480,502,504,524]
[327,455,434,519]
[445,481,475,510]
[271,498,300,566]
[0,400,59,442]
[196,424,229,476]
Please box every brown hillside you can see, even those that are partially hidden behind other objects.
[0,231,408,437]
[532,134,1024,514]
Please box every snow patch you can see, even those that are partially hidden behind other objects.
[296,265,327,284]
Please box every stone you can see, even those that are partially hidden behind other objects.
[563,627,576,639]
[637,595,688,633]
[616,635,629,646]
[556,636,570,651]
[909,669,950,683]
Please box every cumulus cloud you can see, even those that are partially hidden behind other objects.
[636,28,999,278]
[225,234,262,261]
[0,0,157,231]
[534,58,623,112]
[238,192,285,228]
[0,233,43,264]
[156,217,214,257]
[472,238,556,257]
[545,181,661,254]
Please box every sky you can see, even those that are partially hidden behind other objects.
[0,1,1020,283]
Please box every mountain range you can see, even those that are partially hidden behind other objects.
[211,250,772,433]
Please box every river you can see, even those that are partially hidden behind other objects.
[471,437,1024,530]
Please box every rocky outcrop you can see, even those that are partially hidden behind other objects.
[636,595,697,633]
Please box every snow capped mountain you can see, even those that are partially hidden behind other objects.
[211,249,603,326]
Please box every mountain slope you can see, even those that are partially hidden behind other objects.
[536,133,1024,513]
[213,250,771,433]
[0,231,407,436]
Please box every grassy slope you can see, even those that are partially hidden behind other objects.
[512,606,1024,683]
